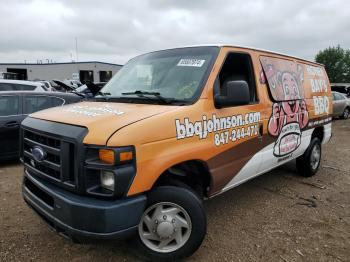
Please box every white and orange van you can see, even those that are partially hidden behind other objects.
[21,45,332,260]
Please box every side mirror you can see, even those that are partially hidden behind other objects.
[214,80,250,108]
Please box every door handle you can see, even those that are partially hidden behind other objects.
[5,121,19,128]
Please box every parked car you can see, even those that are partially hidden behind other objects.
[0,79,47,92]
[74,82,106,97]
[39,81,56,91]
[332,91,350,119]
[51,79,75,92]
[21,45,333,261]
[63,79,83,88]
[52,79,103,98]
[0,91,83,161]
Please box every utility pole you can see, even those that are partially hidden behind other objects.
[75,37,80,81]
[75,37,79,63]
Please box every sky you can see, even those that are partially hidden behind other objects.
[0,0,349,65]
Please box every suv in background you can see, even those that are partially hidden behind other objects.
[0,79,47,92]
[0,91,83,161]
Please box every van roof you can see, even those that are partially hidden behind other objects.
[156,44,324,67]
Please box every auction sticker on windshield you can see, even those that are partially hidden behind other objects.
[177,59,205,67]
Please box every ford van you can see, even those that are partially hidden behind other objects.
[21,45,332,261]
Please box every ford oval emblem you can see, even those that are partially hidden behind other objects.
[32,146,46,162]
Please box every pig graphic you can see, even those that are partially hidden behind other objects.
[266,66,309,156]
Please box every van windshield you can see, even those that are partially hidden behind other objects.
[99,46,219,104]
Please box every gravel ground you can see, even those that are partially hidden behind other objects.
[0,119,349,262]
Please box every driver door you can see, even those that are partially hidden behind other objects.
[0,94,23,159]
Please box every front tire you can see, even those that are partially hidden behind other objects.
[341,107,349,119]
[137,186,206,261]
[296,137,322,177]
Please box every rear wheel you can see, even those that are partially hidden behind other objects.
[341,107,349,119]
[137,186,206,261]
[296,137,322,177]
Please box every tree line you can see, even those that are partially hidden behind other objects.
[315,45,350,83]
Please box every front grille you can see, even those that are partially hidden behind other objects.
[22,129,76,188]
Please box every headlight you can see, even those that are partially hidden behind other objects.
[100,171,115,191]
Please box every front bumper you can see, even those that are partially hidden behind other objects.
[22,170,147,240]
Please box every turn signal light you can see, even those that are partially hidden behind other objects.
[120,151,133,162]
[99,149,115,164]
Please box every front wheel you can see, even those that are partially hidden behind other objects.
[296,137,322,177]
[341,107,349,119]
[137,186,206,261]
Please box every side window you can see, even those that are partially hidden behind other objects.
[15,84,36,91]
[337,93,345,100]
[334,93,343,101]
[0,83,15,91]
[51,97,65,107]
[217,52,257,104]
[0,96,19,116]
[24,96,52,114]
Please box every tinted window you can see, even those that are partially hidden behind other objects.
[15,84,36,91]
[0,83,14,90]
[0,83,35,91]
[24,96,52,114]
[0,96,19,116]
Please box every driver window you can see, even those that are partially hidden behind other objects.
[0,95,19,116]
[217,52,257,103]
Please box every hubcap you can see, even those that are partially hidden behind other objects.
[344,109,349,118]
[138,202,192,253]
[310,144,321,170]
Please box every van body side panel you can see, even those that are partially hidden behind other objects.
[123,48,275,196]
[117,48,332,198]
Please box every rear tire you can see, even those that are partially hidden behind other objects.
[296,137,322,177]
[341,107,349,119]
[137,186,206,261]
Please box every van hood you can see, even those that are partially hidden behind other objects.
[30,101,179,145]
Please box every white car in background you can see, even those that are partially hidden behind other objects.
[39,80,56,91]
[0,79,48,92]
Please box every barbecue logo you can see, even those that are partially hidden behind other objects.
[261,58,309,157]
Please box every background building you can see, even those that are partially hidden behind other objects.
[0,61,122,83]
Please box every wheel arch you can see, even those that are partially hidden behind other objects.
[152,159,212,199]
[312,125,324,143]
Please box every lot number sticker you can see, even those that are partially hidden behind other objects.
[177,59,205,67]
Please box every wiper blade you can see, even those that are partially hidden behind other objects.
[121,90,173,104]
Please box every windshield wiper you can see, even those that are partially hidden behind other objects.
[121,90,174,104]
